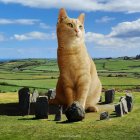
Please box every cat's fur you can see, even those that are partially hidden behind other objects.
[49,8,102,112]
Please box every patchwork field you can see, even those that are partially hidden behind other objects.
[0,58,140,139]
[0,58,140,93]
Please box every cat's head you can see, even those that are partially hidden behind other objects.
[57,8,85,44]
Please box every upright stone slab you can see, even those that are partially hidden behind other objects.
[115,103,123,117]
[31,89,39,103]
[120,97,128,114]
[126,93,133,112]
[105,89,115,104]
[54,105,62,121]
[47,89,56,99]
[18,87,30,116]
[35,96,48,119]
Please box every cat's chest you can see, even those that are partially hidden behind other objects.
[59,54,90,75]
[60,57,90,87]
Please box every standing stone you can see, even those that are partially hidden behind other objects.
[100,111,109,120]
[119,97,128,114]
[31,89,39,102]
[126,93,133,112]
[47,89,56,99]
[105,89,115,104]
[18,87,30,116]
[54,105,62,121]
[35,96,48,119]
[115,103,123,117]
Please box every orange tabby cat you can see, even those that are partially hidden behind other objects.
[49,8,102,112]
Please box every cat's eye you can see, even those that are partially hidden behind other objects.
[67,23,73,28]
[79,25,83,29]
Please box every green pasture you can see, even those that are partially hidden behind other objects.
[0,58,140,93]
[0,76,139,93]
[0,58,140,139]
[0,92,140,140]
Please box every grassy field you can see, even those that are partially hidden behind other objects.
[0,58,140,139]
[0,92,140,140]
[0,58,140,93]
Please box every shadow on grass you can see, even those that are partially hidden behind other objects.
[18,117,49,120]
[0,103,20,116]
[18,117,35,121]
[0,103,49,120]
[56,120,80,124]
[56,120,69,124]
[0,103,35,116]
[109,112,117,118]
[0,103,65,116]
[98,102,106,105]
[98,102,115,105]
[18,117,70,122]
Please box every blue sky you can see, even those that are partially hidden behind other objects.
[0,0,140,59]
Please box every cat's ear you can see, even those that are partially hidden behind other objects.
[78,13,85,24]
[58,8,68,23]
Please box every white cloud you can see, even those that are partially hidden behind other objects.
[12,31,56,41]
[108,19,140,38]
[0,18,53,30]
[85,18,140,49]
[0,0,140,13]
[0,18,39,25]
[86,32,140,49]
[39,23,51,29]
[95,16,115,23]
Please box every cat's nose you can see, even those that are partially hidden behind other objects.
[75,28,79,33]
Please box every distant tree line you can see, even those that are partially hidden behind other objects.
[136,55,140,59]
[92,55,140,60]
[123,54,140,60]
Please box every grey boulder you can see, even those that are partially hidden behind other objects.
[65,101,85,122]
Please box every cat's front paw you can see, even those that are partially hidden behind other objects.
[86,106,99,113]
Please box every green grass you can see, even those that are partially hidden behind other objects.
[0,58,140,93]
[0,76,139,92]
[0,79,57,89]
[0,85,19,93]
[100,76,140,89]
[0,92,140,140]
[103,60,140,72]
[0,58,140,139]
[33,65,59,72]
